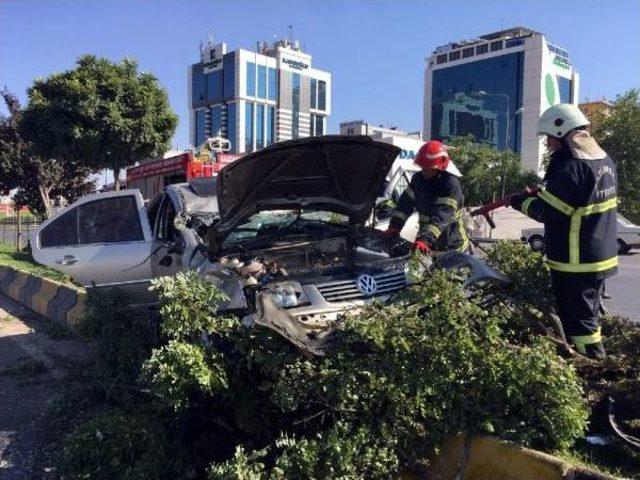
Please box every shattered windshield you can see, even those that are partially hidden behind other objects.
[224,210,349,244]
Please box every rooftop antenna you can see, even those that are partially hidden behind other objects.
[207,33,214,47]
[287,24,294,45]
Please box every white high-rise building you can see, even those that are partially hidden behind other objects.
[423,27,579,172]
[189,37,332,153]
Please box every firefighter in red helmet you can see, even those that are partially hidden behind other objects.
[381,140,468,254]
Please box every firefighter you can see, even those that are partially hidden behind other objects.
[510,103,618,359]
[381,140,469,254]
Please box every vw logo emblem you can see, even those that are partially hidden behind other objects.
[356,274,378,296]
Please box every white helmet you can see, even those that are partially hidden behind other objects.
[538,104,590,138]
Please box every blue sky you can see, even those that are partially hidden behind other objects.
[2,0,639,151]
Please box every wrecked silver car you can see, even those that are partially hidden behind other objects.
[31,136,508,353]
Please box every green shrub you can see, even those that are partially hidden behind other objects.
[59,408,193,480]
[140,269,588,478]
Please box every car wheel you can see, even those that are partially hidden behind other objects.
[617,239,631,255]
[528,235,545,252]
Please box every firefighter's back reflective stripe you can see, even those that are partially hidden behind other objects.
[547,196,618,273]
[569,197,618,264]
[570,327,602,354]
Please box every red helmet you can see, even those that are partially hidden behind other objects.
[415,140,450,171]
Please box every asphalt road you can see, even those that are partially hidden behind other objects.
[604,251,640,323]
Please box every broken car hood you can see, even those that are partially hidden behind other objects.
[215,135,400,233]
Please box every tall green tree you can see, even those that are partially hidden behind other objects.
[0,89,94,217]
[592,89,640,222]
[21,55,178,190]
[447,136,540,206]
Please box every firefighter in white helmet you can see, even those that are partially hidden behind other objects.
[510,104,618,358]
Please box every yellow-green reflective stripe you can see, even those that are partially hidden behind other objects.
[405,187,416,201]
[539,189,575,216]
[568,197,616,265]
[570,327,602,354]
[435,197,458,209]
[391,211,408,221]
[569,214,581,264]
[424,224,441,238]
[521,197,536,217]
[577,197,617,215]
[546,256,618,273]
[456,217,469,252]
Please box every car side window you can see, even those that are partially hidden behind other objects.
[40,208,79,248]
[78,196,144,244]
[146,195,163,236]
[393,175,409,202]
[157,197,177,243]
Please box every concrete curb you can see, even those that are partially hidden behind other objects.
[412,435,618,480]
[0,265,85,333]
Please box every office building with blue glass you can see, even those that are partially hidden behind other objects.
[189,38,331,154]
[423,27,579,171]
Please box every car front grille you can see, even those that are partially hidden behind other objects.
[315,270,407,303]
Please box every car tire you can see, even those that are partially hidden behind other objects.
[617,239,631,255]
[528,235,545,253]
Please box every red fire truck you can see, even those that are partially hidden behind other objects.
[126,136,243,200]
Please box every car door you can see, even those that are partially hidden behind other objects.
[31,190,155,302]
[150,193,184,279]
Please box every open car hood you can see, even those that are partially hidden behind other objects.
[215,136,400,233]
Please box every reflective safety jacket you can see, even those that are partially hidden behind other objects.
[512,142,618,278]
[389,171,468,252]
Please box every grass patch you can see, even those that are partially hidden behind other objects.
[0,242,74,285]
[557,438,640,478]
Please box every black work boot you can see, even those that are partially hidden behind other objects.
[584,341,606,359]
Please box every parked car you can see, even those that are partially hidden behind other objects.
[521,213,640,254]
[31,136,508,353]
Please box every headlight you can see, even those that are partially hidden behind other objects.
[269,283,303,308]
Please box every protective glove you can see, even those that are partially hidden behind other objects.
[380,227,400,239]
[413,239,431,254]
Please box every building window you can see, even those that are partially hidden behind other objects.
[314,115,324,136]
[505,38,524,48]
[436,54,448,64]
[268,67,277,101]
[430,51,525,153]
[266,106,275,145]
[195,109,206,147]
[462,48,474,59]
[476,44,488,55]
[246,62,256,97]
[490,41,503,51]
[557,76,572,103]
[245,102,254,152]
[210,105,222,136]
[223,52,236,100]
[310,78,317,109]
[192,66,206,104]
[257,65,267,99]
[317,80,326,111]
[449,50,461,61]
[256,104,265,148]
[226,103,237,153]
[292,73,300,139]
[206,70,223,102]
